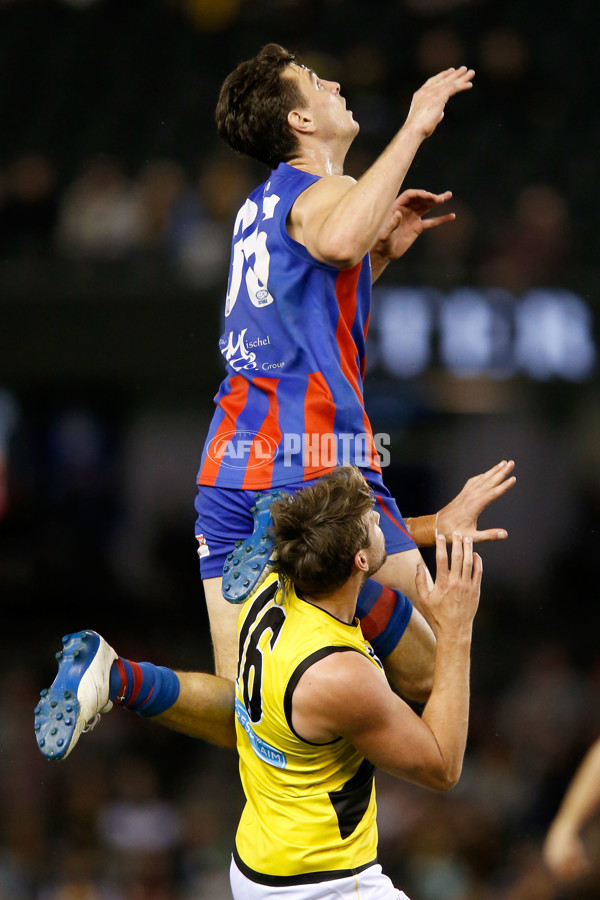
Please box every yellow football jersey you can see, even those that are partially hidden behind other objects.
[233,572,385,885]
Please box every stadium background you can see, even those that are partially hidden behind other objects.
[1,0,599,896]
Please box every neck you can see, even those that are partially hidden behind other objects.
[300,576,362,625]
[286,137,350,177]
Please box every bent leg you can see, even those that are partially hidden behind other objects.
[380,607,435,703]
[196,485,274,677]
[372,546,433,597]
[155,670,235,747]
[35,630,237,758]
[204,575,244,681]
[359,548,435,702]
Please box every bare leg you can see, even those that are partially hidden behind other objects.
[206,548,437,699]
[370,548,436,701]
[372,546,433,596]
[204,576,243,681]
[155,670,236,747]
[34,629,238,758]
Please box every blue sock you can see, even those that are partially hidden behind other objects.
[356,579,413,659]
[109,658,180,717]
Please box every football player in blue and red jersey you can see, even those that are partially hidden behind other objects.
[194,45,515,695]
[34,48,516,773]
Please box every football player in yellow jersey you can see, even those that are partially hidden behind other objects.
[37,466,482,899]
[229,466,481,897]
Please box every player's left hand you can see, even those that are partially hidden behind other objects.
[436,459,516,543]
[372,189,455,261]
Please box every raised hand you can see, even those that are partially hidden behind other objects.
[405,66,475,140]
[436,460,516,543]
[415,532,482,638]
[372,188,455,263]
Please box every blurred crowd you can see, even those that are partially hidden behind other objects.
[0,146,577,296]
[0,149,259,287]
[1,0,599,897]
[0,0,596,294]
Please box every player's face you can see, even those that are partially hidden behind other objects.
[364,509,387,578]
[286,63,359,139]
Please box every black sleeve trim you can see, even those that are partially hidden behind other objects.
[283,646,357,745]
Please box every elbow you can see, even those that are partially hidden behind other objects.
[434,774,460,793]
[336,253,363,270]
[388,756,463,792]
[411,753,463,792]
[429,762,463,792]
[318,234,365,269]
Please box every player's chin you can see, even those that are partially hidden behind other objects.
[366,551,387,580]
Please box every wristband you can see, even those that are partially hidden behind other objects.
[405,513,437,547]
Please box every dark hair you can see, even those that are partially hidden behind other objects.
[215,43,307,169]
[269,466,375,596]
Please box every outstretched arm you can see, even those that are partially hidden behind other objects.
[291,67,475,268]
[405,459,516,546]
[543,738,600,881]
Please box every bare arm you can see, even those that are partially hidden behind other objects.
[543,738,600,881]
[292,533,481,790]
[290,67,475,268]
[405,459,516,546]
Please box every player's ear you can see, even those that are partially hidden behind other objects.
[354,550,369,574]
[288,108,315,135]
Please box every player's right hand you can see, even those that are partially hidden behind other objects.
[414,531,482,639]
[405,67,475,139]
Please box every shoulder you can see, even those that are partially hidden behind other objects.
[292,173,356,218]
[290,647,389,743]
[287,173,357,252]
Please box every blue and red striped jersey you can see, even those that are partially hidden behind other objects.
[197,162,382,489]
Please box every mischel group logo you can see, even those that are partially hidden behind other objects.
[207,431,391,469]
